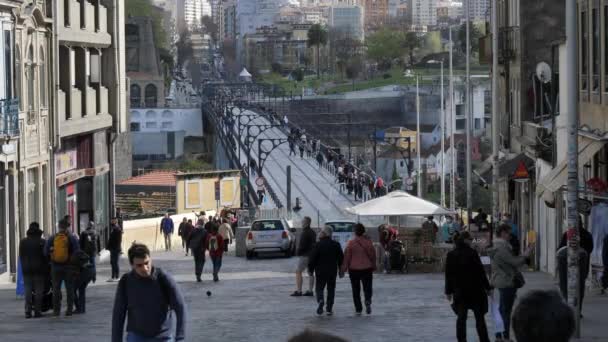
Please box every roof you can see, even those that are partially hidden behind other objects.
[117,170,177,187]
[239,68,252,77]
[175,169,241,178]
[378,145,412,159]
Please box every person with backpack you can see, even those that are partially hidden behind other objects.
[187,219,207,282]
[107,218,123,282]
[205,224,225,282]
[19,222,48,318]
[71,249,94,314]
[341,223,376,315]
[44,219,80,316]
[112,243,186,342]
[308,226,344,316]
[79,221,100,281]
[160,213,174,251]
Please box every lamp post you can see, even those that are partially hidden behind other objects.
[405,73,422,198]
[465,0,473,223]
[449,27,456,211]
[427,60,445,207]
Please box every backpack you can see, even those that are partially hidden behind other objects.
[51,232,70,264]
[376,177,384,188]
[81,231,96,256]
[208,234,218,252]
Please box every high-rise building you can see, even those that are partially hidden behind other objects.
[362,0,389,29]
[406,0,439,28]
[468,0,489,21]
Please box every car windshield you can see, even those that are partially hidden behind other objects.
[252,220,284,231]
[326,222,354,233]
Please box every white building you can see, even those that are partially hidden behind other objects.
[446,81,490,137]
[406,0,439,28]
[184,0,205,30]
[468,0,489,21]
[328,4,364,41]
[130,108,204,137]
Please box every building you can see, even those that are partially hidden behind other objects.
[0,0,22,280]
[328,4,364,41]
[221,0,237,42]
[491,0,565,273]
[406,0,438,28]
[130,108,204,137]
[54,0,128,235]
[436,1,463,24]
[446,79,490,137]
[185,0,204,30]
[116,170,177,218]
[175,170,241,213]
[127,17,166,109]
[191,31,212,63]
[468,0,489,22]
[362,0,390,30]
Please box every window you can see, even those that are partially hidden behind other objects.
[592,7,599,91]
[130,122,140,132]
[27,45,35,117]
[145,122,157,128]
[64,0,70,26]
[130,84,141,108]
[15,47,21,110]
[475,118,480,130]
[581,9,588,91]
[145,84,157,107]
[456,119,465,130]
[4,30,11,99]
[185,180,202,208]
[455,104,464,116]
[130,110,140,118]
[161,122,172,129]
[39,47,46,107]
[162,110,173,118]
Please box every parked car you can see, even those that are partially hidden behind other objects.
[246,219,295,259]
[324,220,356,250]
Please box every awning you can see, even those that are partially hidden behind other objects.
[537,137,606,195]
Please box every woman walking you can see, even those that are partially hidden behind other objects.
[342,223,376,315]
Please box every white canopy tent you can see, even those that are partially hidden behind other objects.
[346,191,454,217]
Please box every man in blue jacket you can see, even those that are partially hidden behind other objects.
[112,243,186,342]
[160,213,174,251]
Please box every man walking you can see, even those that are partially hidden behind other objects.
[291,217,316,297]
[160,213,174,251]
[177,217,192,256]
[206,224,224,282]
[107,218,123,282]
[112,243,186,342]
[445,232,492,342]
[44,219,80,316]
[187,219,207,282]
[19,222,47,318]
[79,221,100,281]
[308,226,344,316]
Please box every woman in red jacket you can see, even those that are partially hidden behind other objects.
[342,223,376,315]
[205,224,224,282]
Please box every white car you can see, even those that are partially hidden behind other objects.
[324,221,356,250]
[245,219,295,258]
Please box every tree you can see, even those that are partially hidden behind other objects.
[271,62,283,74]
[366,28,404,71]
[201,15,218,42]
[126,0,168,49]
[458,21,483,54]
[402,31,422,67]
[307,24,328,78]
[292,68,305,82]
[345,58,362,90]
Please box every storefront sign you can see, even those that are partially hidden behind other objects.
[56,164,110,187]
[56,149,77,175]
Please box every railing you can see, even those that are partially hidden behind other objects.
[0,98,19,137]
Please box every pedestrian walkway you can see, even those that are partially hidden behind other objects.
[0,249,605,341]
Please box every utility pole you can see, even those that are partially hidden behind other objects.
[465,0,473,222]
[416,75,422,198]
[440,61,445,208]
[565,0,581,336]
[449,26,456,211]
[491,0,500,228]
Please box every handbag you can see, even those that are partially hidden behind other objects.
[513,271,525,289]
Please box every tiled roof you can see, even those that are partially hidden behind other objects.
[117,170,177,187]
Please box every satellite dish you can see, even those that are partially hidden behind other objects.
[535,62,552,84]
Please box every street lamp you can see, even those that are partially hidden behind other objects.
[427,59,445,208]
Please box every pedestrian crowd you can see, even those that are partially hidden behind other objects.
[19,215,120,318]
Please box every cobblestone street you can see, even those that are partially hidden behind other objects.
[1,248,606,341]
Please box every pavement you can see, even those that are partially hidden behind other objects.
[0,248,606,342]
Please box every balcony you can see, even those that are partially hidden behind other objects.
[498,26,519,64]
[58,0,111,45]
[0,98,19,137]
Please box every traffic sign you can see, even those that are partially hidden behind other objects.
[405,177,414,185]
[255,177,265,186]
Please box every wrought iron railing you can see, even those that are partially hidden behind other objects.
[0,98,19,137]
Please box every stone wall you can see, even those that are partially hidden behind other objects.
[114,131,133,182]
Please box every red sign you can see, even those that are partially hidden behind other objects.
[513,161,529,179]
